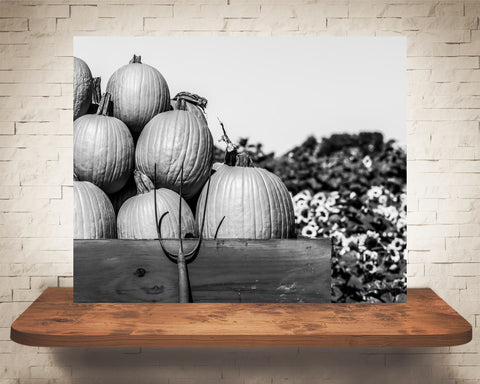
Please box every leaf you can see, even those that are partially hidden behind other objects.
[347,275,363,290]
[395,293,407,303]
[380,292,394,303]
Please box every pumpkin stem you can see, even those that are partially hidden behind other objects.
[134,170,154,194]
[173,92,208,112]
[91,77,102,105]
[217,118,238,166]
[96,93,112,116]
[130,54,142,64]
[235,152,254,167]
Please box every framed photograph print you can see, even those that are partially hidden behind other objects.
[72,36,406,304]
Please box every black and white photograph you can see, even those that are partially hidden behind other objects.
[73,37,406,303]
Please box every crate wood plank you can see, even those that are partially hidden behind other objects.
[11,288,472,347]
[74,239,331,303]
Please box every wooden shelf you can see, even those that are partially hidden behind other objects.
[11,288,471,348]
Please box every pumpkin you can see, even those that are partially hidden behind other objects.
[74,180,116,239]
[117,171,197,239]
[196,153,295,239]
[74,93,135,194]
[135,103,214,200]
[106,54,170,134]
[73,57,93,120]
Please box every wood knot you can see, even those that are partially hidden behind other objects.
[134,268,146,277]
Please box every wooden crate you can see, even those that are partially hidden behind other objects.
[74,238,331,303]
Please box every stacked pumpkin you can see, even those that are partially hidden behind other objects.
[73,55,295,240]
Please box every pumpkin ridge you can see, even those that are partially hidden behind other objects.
[140,193,149,237]
[197,168,210,236]
[195,115,213,194]
[97,117,107,188]
[119,119,132,187]
[185,113,198,188]
[167,190,180,236]
[249,168,258,238]
[227,167,239,237]
[213,168,226,237]
[99,117,109,187]
[158,70,170,112]
[88,183,103,237]
[160,190,172,237]
[130,196,137,239]
[130,195,137,238]
[102,185,116,237]
[159,115,169,188]
[271,171,288,237]
[187,113,206,190]
[80,182,92,237]
[241,166,246,238]
[177,112,190,188]
[79,183,90,237]
[255,168,274,239]
[142,65,150,129]
[76,182,89,237]
[270,173,285,237]
[276,171,293,236]
[89,117,99,187]
[183,113,195,189]
[168,112,180,188]
[102,117,112,188]
[174,112,188,190]
[81,184,91,237]
[279,174,294,236]
[190,115,212,190]
[91,117,102,187]
[262,170,281,238]
[209,169,222,237]
[269,171,285,238]
[113,120,122,185]
[181,113,192,187]
[204,167,222,237]
[81,120,93,186]
[111,118,120,187]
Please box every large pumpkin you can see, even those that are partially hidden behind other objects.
[117,171,197,239]
[74,93,134,194]
[74,180,116,239]
[135,108,214,199]
[196,153,295,239]
[106,54,170,134]
[73,57,92,120]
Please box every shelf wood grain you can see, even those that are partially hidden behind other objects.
[11,288,471,348]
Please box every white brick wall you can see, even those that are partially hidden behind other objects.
[0,0,479,382]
